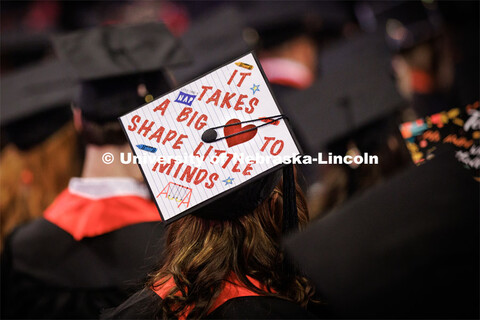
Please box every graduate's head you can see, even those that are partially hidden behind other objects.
[165,169,309,252]
[149,168,315,319]
[1,59,77,151]
[251,8,322,76]
[72,71,171,146]
[242,1,350,77]
[52,22,191,146]
[359,1,448,99]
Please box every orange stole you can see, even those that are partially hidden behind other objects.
[44,189,161,240]
[152,276,271,319]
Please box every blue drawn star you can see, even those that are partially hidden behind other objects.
[222,177,235,186]
[250,84,260,95]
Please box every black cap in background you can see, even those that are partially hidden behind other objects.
[52,22,191,122]
[282,32,406,152]
[240,1,352,50]
[52,22,190,81]
[1,59,77,150]
[355,0,443,52]
[170,5,250,85]
[284,151,479,318]
[171,2,353,86]
[240,1,321,49]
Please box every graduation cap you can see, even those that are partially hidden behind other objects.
[284,151,479,318]
[281,32,406,152]
[400,101,480,178]
[240,1,350,50]
[0,59,77,150]
[0,30,52,69]
[171,2,351,85]
[170,5,251,85]
[355,0,443,52]
[52,22,191,122]
[119,52,301,233]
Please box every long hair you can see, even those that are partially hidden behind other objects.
[0,122,82,251]
[147,177,315,319]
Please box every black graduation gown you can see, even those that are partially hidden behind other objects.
[1,218,165,319]
[284,152,479,318]
[411,91,452,118]
[103,288,318,319]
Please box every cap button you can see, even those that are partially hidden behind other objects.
[201,128,217,143]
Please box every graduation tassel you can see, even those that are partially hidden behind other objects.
[281,163,299,282]
[282,163,298,234]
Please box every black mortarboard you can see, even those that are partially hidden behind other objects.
[1,59,77,150]
[240,1,350,49]
[0,30,52,70]
[284,151,479,318]
[52,22,191,122]
[171,2,351,85]
[170,5,250,85]
[355,0,442,52]
[281,32,406,152]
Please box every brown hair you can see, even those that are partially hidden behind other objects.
[148,178,315,319]
[80,117,128,146]
[0,122,82,250]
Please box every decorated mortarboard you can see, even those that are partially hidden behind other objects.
[284,152,479,318]
[282,32,406,152]
[400,100,480,178]
[0,59,77,149]
[171,5,250,85]
[52,22,192,122]
[119,52,301,225]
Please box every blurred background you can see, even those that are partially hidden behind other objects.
[0,0,478,245]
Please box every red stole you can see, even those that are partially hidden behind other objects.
[44,189,161,240]
[152,275,270,319]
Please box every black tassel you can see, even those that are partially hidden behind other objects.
[282,163,298,234]
[281,163,298,280]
